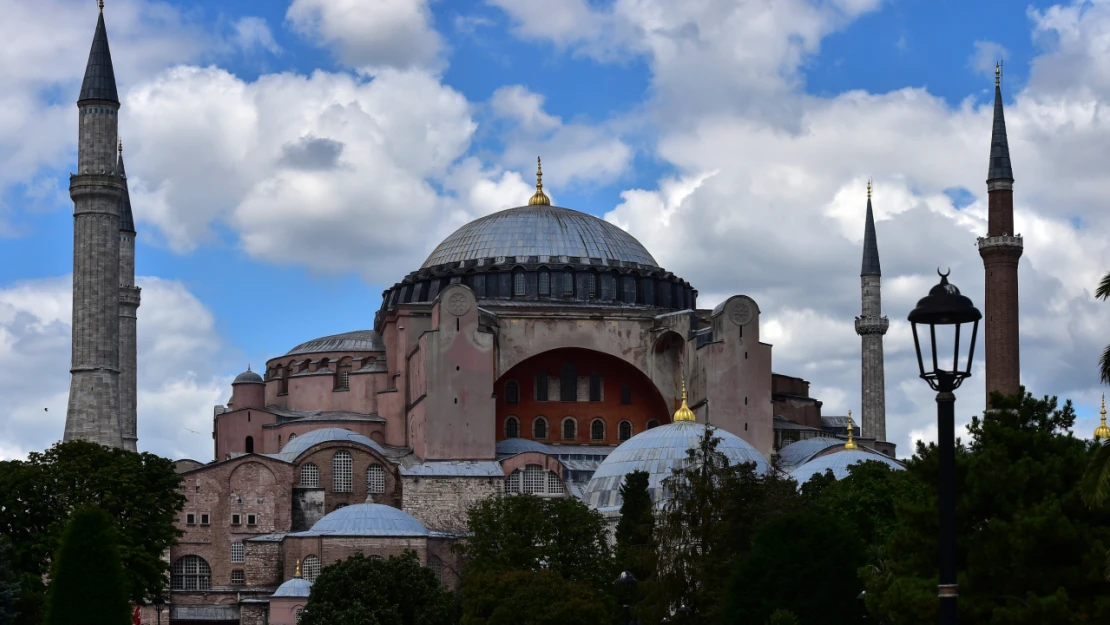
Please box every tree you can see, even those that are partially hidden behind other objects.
[0,536,18,624]
[766,610,800,625]
[1096,271,1110,384]
[44,506,130,625]
[725,509,864,625]
[866,390,1110,624]
[614,470,656,583]
[0,441,184,625]
[811,460,925,546]
[302,551,454,625]
[460,570,609,625]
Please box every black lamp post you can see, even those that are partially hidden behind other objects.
[152,595,165,625]
[615,570,637,625]
[908,270,981,625]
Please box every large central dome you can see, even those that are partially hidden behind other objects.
[421,205,659,269]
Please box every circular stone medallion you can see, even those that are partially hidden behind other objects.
[727,299,753,326]
[446,291,471,317]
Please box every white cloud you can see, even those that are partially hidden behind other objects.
[970,40,1008,78]
[233,17,281,55]
[490,85,561,133]
[286,0,443,71]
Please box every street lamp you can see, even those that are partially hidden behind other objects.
[614,570,637,625]
[908,269,981,625]
[152,595,165,625]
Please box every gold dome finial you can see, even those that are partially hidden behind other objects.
[295,559,302,578]
[528,156,551,206]
[867,179,872,200]
[995,61,1001,87]
[673,378,696,422]
[1095,394,1110,440]
[845,411,858,450]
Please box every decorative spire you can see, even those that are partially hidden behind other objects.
[861,180,881,277]
[845,411,858,450]
[295,559,302,578]
[79,2,120,105]
[528,157,551,206]
[116,148,135,233]
[987,61,1013,182]
[673,378,696,422]
[99,0,104,11]
[1095,395,1110,440]
[118,138,123,154]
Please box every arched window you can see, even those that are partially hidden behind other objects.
[288,433,296,441]
[245,436,254,453]
[302,555,321,582]
[538,269,550,296]
[619,420,633,441]
[563,269,574,296]
[230,541,245,563]
[546,471,564,494]
[333,451,353,492]
[620,384,631,405]
[428,556,444,582]
[591,419,605,441]
[523,464,545,493]
[318,358,330,372]
[533,417,548,439]
[505,380,520,404]
[295,607,304,623]
[336,370,349,390]
[278,435,282,450]
[505,416,520,439]
[513,270,526,297]
[588,373,602,402]
[279,366,288,394]
[171,555,211,591]
[562,418,576,440]
[586,271,598,299]
[535,374,548,401]
[505,466,565,497]
[647,419,660,430]
[367,464,386,494]
[560,363,577,402]
[300,463,319,488]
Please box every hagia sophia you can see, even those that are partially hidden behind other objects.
[61,6,1022,625]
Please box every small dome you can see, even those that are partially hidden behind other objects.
[272,577,312,598]
[233,367,264,385]
[274,427,385,462]
[286,330,384,356]
[293,503,428,537]
[583,421,770,512]
[790,448,903,485]
[775,437,843,470]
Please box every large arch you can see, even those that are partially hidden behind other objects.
[493,348,670,446]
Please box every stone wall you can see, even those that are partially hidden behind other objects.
[292,487,325,532]
[401,476,501,533]
[245,540,282,587]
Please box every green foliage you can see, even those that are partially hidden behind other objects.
[812,460,925,545]
[766,610,800,625]
[614,470,656,583]
[865,390,1110,624]
[1096,271,1110,384]
[457,494,613,591]
[725,509,864,625]
[44,506,130,625]
[302,551,455,625]
[460,569,609,625]
[0,441,184,625]
[0,536,19,624]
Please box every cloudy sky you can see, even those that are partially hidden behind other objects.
[2,0,1108,461]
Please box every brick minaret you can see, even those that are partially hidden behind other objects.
[65,3,125,448]
[855,181,889,441]
[977,63,1023,407]
[117,143,141,452]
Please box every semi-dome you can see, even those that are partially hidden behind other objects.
[286,330,384,356]
[583,420,771,513]
[272,577,312,598]
[421,205,659,269]
[232,367,263,385]
[790,449,903,485]
[776,437,844,470]
[273,427,385,462]
[291,503,428,537]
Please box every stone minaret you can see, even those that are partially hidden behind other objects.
[117,142,140,452]
[855,181,888,441]
[977,63,1023,407]
[65,3,125,448]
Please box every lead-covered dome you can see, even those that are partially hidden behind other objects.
[790,449,903,484]
[286,330,384,356]
[583,421,771,513]
[422,206,659,269]
[291,503,428,537]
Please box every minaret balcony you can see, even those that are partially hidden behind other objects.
[855,316,889,336]
[976,234,1023,251]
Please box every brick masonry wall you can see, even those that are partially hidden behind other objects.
[294,443,401,515]
[401,476,501,533]
[245,541,282,587]
[240,603,267,625]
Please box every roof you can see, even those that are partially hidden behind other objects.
[399,461,504,477]
[583,421,770,512]
[285,330,384,356]
[79,12,119,104]
[266,406,385,424]
[272,577,312,598]
[776,437,844,469]
[987,81,1014,182]
[290,503,428,537]
[421,205,659,269]
[270,427,386,462]
[495,438,557,456]
[116,153,135,233]
[772,416,824,432]
[861,196,881,276]
[790,449,903,484]
[233,368,264,384]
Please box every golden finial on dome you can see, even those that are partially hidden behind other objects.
[995,61,1001,87]
[1095,395,1110,440]
[673,378,696,422]
[845,411,858,450]
[528,156,551,206]
[295,559,302,578]
[867,179,872,200]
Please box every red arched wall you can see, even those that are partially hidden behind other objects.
[495,348,671,446]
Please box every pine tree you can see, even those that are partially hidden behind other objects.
[44,506,130,625]
[615,470,656,582]
[0,535,19,624]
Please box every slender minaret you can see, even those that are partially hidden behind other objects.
[855,180,889,442]
[978,63,1023,407]
[65,1,125,448]
[118,140,141,452]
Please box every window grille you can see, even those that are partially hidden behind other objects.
[589,373,602,402]
[504,471,521,493]
[295,608,303,623]
[428,556,444,582]
[333,451,353,492]
[505,417,520,439]
[302,555,321,582]
[591,419,605,441]
[619,421,632,441]
[505,380,520,404]
[647,419,660,430]
[538,271,550,295]
[562,418,576,440]
[546,472,564,494]
[230,569,245,585]
[586,273,597,298]
[563,270,574,295]
[620,384,631,405]
[513,272,525,296]
[337,371,349,390]
[522,465,545,493]
[533,417,548,439]
[367,464,386,494]
[171,555,211,591]
[230,542,244,563]
[535,374,548,401]
[300,463,319,488]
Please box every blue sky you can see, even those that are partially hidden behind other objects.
[2,0,1108,459]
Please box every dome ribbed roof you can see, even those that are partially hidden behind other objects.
[292,503,428,537]
[789,449,903,485]
[421,206,658,269]
[775,437,843,470]
[583,421,770,512]
[272,577,312,598]
[286,330,384,356]
[273,428,385,462]
[233,368,264,384]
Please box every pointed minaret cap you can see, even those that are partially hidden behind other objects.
[845,411,858,450]
[528,157,551,206]
[1095,395,1110,440]
[79,2,120,105]
[986,61,1013,183]
[861,180,881,277]
[116,141,135,233]
[673,378,696,422]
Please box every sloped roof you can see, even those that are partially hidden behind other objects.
[270,427,385,462]
[285,330,384,355]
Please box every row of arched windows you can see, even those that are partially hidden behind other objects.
[504,416,654,441]
[504,370,633,404]
[298,454,387,495]
[268,358,356,395]
[504,465,565,496]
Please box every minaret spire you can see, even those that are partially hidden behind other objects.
[861,179,880,277]
[80,2,119,106]
[855,180,889,442]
